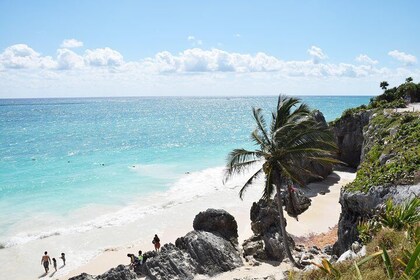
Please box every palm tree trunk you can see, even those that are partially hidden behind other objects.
[275,183,302,268]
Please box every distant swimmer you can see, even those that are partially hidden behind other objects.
[41,251,51,273]
[60,252,66,266]
[152,234,161,252]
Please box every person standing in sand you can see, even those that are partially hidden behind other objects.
[152,234,160,252]
[41,251,51,273]
[52,258,57,272]
[60,252,66,266]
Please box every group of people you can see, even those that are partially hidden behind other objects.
[41,251,66,274]
[127,234,161,270]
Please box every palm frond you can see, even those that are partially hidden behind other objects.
[224,149,263,182]
[252,107,271,146]
[262,167,275,200]
[239,168,264,199]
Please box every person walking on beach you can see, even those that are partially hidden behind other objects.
[152,234,160,252]
[60,252,66,266]
[52,258,57,272]
[41,251,51,273]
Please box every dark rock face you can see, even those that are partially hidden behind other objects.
[332,110,372,168]
[69,265,138,280]
[141,243,198,280]
[242,199,295,261]
[333,184,420,255]
[176,231,243,275]
[301,110,333,183]
[193,208,238,243]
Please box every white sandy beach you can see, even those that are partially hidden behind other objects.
[61,169,355,280]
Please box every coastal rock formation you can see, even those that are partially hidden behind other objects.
[193,208,238,244]
[70,209,242,280]
[69,265,138,280]
[301,110,333,183]
[141,209,243,280]
[242,199,295,261]
[331,110,372,168]
[333,184,420,255]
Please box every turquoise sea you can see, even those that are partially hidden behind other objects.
[0,96,371,278]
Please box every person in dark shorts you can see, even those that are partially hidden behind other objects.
[152,234,160,252]
[52,258,57,271]
[41,251,51,273]
[60,252,66,266]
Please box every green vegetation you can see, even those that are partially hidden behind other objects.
[331,78,420,125]
[345,111,420,192]
[289,198,420,280]
[224,95,340,267]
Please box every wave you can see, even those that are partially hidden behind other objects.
[0,163,260,249]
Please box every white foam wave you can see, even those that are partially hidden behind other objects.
[1,163,261,249]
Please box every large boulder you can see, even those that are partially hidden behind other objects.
[69,265,138,280]
[331,110,372,168]
[141,243,198,280]
[176,231,243,275]
[193,208,238,244]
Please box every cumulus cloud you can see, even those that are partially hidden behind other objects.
[84,47,124,67]
[187,35,203,46]
[56,48,84,69]
[307,46,328,63]
[60,39,84,48]
[0,44,56,69]
[356,54,378,65]
[388,50,417,66]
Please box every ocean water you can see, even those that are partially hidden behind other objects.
[0,96,370,278]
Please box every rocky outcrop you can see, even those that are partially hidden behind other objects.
[69,265,138,280]
[141,209,243,280]
[301,110,333,183]
[193,208,238,244]
[331,110,372,168]
[70,209,242,280]
[333,184,420,255]
[242,199,295,262]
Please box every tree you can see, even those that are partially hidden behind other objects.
[380,81,389,90]
[224,95,339,267]
[406,77,413,83]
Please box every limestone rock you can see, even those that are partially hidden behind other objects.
[193,208,238,244]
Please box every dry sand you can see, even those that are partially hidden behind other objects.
[62,169,355,280]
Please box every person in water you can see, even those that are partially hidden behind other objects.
[60,252,66,266]
[41,251,51,273]
[152,234,160,252]
[52,258,57,272]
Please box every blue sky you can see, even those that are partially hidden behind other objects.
[1,0,419,97]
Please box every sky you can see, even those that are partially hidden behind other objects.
[0,0,419,98]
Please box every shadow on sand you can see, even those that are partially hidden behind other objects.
[38,272,47,278]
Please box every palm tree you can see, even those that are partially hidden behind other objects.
[224,95,339,267]
[380,81,389,90]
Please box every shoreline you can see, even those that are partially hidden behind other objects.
[61,169,356,280]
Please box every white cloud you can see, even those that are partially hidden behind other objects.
[356,54,378,65]
[235,33,241,38]
[388,50,417,66]
[187,35,203,46]
[0,44,56,69]
[60,39,84,49]
[84,47,124,67]
[56,48,84,69]
[307,46,328,63]
[1,43,419,98]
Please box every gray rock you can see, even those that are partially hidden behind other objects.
[322,244,333,255]
[175,231,243,276]
[334,184,420,255]
[336,249,357,263]
[193,208,238,244]
[308,246,320,255]
[332,110,372,168]
[69,265,138,280]
[242,199,295,262]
